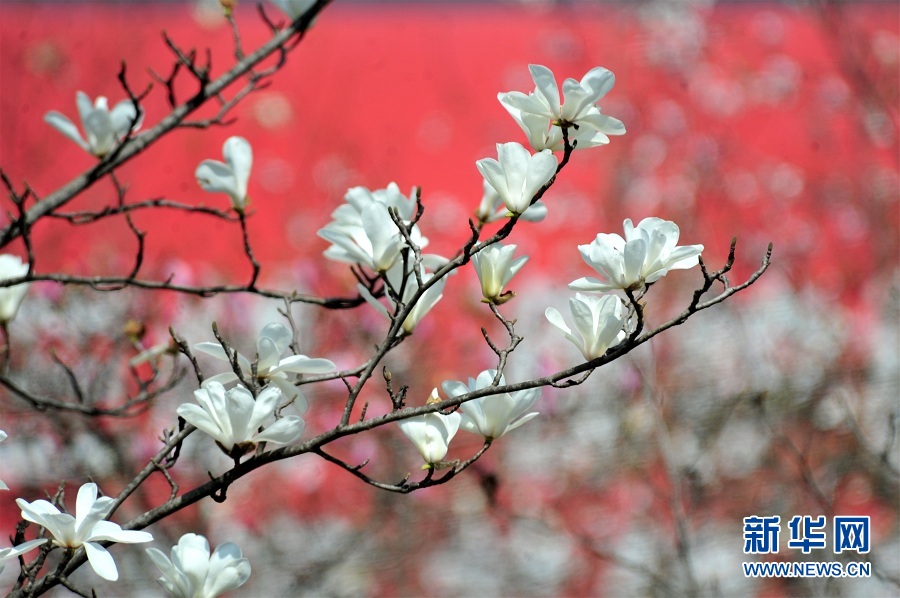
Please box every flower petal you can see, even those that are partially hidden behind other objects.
[529,64,562,119]
[88,520,153,544]
[257,336,282,373]
[44,112,89,152]
[84,542,119,581]
[205,541,251,597]
[176,403,228,447]
[272,355,336,375]
[258,322,292,357]
[109,99,142,136]
[223,137,252,203]
[254,415,305,445]
[268,377,308,413]
[195,160,238,198]
[248,386,282,433]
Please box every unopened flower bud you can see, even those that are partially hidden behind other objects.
[425,387,442,405]
[123,319,146,342]
[220,0,237,16]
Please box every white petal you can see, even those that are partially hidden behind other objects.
[74,483,100,530]
[248,386,282,433]
[269,377,308,414]
[522,150,558,208]
[195,160,239,202]
[271,355,336,375]
[202,371,240,387]
[254,416,305,445]
[109,99,142,136]
[205,542,251,596]
[475,158,510,206]
[256,336,282,373]
[568,276,615,293]
[171,533,211,592]
[84,542,119,581]
[357,283,391,319]
[177,403,228,446]
[581,66,615,99]
[622,239,647,287]
[225,386,258,443]
[83,110,115,156]
[75,91,93,126]
[544,307,574,339]
[529,64,561,118]
[258,322,292,356]
[0,539,48,562]
[195,342,252,374]
[87,521,153,544]
[193,342,229,360]
[44,112,89,152]
[223,137,252,206]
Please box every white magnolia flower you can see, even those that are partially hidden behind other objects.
[474,180,547,224]
[442,370,539,440]
[570,218,704,292]
[146,533,251,598]
[319,203,405,272]
[498,64,625,151]
[271,0,316,20]
[44,91,142,158]
[195,137,253,211]
[476,142,557,216]
[0,255,30,324]
[194,322,335,412]
[319,183,428,272]
[397,389,462,465]
[545,293,627,361]
[16,483,153,581]
[471,242,528,304]
[177,382,305,457]
[358,260,447,334]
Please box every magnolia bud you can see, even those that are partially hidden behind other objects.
[425,388,442,406]
[123,319,146,342]
[219,0,237,16]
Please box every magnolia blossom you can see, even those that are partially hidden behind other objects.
[358,260,447,334]
[146,533,251,598]
[318,183,428,272]
[442,370,539,440]
[271,0,316,20]
[177,382,305,457]
[476,142,557,215]
[194,322,335,411]
[320,203,405,272]
[475,180,547,224]
[45,91,142,158]
[471,243,528,304]
[498,64,625,151]
[397,389,462,465]
[545,293,627,361]
[0,254,30,324]
[16,483,153,581]
[195,137,253,211]
[570,218,704,292]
